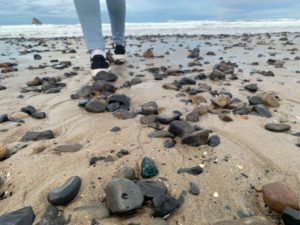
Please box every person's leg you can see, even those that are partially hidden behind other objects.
[106,0,126,47]
[73,0,105,52]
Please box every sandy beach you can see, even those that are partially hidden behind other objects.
[0,32,300,225]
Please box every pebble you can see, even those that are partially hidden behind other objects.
[209,70,226,80]
[85,100,107,113]
[141,157,158,178]
[78,99,89,107]
[282,207,300,225]
[10,112,30,119]
[108,94,130,107]
[218,114,233,122]
[0,144,9,160]
[153,193,180,217]
[116,167,137,180]
[113,109,137,120]
[76,86,92,98]
[94,71,118,82]
[248,96,262,105]
[37,205,65,225]
[261,91,280,107]
[181,129,210,147]
[254,104,272,118]
[163,139,176,148]
[177,166,203,175]
[208,135,221,147]
[136,181,167,199]
[244,83,258,92]
[105,178,144,214]
[157,112,181,124]
[0,206,35,225]
[110,127,121,132]
[168,120,195,137]
[31,112,46,119]
[131,77,143,85]
[189,182,200,195]
[212,95,231,108]
[0,85,7,90]
[21,130,55,142]
[140,115,158,124]
[186,110,200,122]
[48,176,81,206]
[143,49,154,58]
[21,105,36,115]
[142,102,159,115]
[54,144,83,153]
[265,123,291,132]
[192,95,207,105]
[262,182,299,213]
[148,130,174,138]
[0,114,9,123]
[179,77,196,85]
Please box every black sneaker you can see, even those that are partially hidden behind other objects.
[91,55,111,75]
[113,45,126,62]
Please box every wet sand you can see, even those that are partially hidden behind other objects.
[0,33,300,224]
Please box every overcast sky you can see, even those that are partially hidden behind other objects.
[0,0,299,25]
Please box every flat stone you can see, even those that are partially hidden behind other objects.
[113,109,137,120]
[214,216,273,225]
[208,135,220,147]
[157,112,181,124]
[85,100,107,113]
[105,178,144,214]
[262,182,299,213]
[140,115,158,124]
[177,166,203,175]
[94,71,118,82]
[142,102,159,115]
[179,77,196,85]
[21,106,36,115]
[265,123,291,132]
[78,99,89,107]
[136,181,167,199]
[21,130,55,142]
[48,176,81,206]
[91,80,116,93]
[141,157,158,178]
[54,144,83,153]
[282,207,300,225]
[254,104,272,118]
[192,95,207,105]
[248,96,262,105]
[131,77,143,85]
[148,130,174,138]
[116,167,137,180]
[164,139,176,148]
[209,70,226,80]
[0,206,35,225]
[0,114,9,123]
[244,83,258,92]
[153,194,180,217]
[10,112,30,119]
[181,129,209,147]
[168,120,194,137]
[189,182,200,195]
[37,205,65,225]
[31,112,46,119]
[76,86,92,98]
[186,110,200,122]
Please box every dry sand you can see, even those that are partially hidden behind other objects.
[0,33,300,224]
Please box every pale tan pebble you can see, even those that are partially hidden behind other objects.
[0,144,9,160]
[9,112,29,119]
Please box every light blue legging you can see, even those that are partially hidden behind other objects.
[74,0,126,51]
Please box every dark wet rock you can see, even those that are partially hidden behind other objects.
[110,127,121,132]
[34,54,42,60]
[113,109,137,120]
[265,123,291,132]
[153,194,180,217]
[179,77,196,85]
[157,112,181,124]
[164,139,176,148]
[195,73,207,80]
[254,104,272,118]
[262,182,299,213]
[233,106,253,115]
[214,216,273,225]
[76,86,92,98]
[207,51,216,56]
[105,178,144,214]
[148,130,174,139]
[122,81,131,88]
[37,205,65,225]
[54,144,83,153]
[0,114,9,123]
[0,85,7,90]
[85,100,107,113]
[78,99,89,107]
[131,77,143,85]
[91,80,116,94]
[142,102,158,115]
[248,96,262,105]
[292,132,300,137]
[108,94,130,107]
[42,82,65,94]
[189,182,200,195]
[70,94,80,100]
[208,135,220,147]
[89,156,106,166]
[244,83,258,92]
[282,207,300,225]
[8,118,25,123]
[141,157,158,178]
[21,130,55,142]
[140,115,158,124]
[94,71,118,82]
[31,112,46,119]
[116,167,137,180]
[177,166,203,175]
[186,110,200,122]
[187,47,200,58]
[154,74,164,80]
[136,181,167,199]
[0,206,35,225]
[107,102,120,112]
[117,149,129,158]
[209,70,226,81]
[21,106,36,115]
[168,120,194,137]
[181,129,209,147]
[48,176,81,206]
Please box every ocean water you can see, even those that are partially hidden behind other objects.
[1,19,300,38]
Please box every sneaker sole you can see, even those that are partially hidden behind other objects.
[91,67,111,76]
